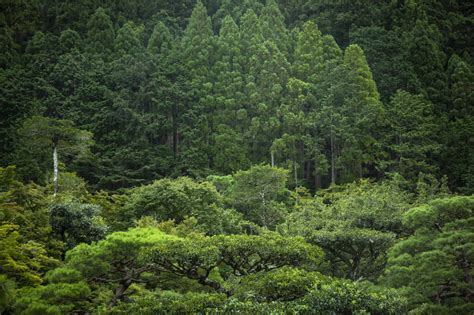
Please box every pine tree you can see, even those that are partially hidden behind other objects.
[280,21,325,187]
[340,44,383,181]
[210,15,249,173]
[114,21,142,55]
[147,22,172,55]
[0,17,16,69]
[404,12,447,110]
[59,29,82,54]
[178,1,215,176]
[293,21,324,84]
[350,26,421,102]
[260,0,290,56]
[443,56,474,193]
[86,7,115,54]
[382,90,441,182]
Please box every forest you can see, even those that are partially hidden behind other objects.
[0,0,473,314]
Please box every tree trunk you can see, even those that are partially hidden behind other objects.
[271,151,275,167]
[108,277,133,308]
[53,143,59,196]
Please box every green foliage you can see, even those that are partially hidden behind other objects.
[281,180,411,280]
[230,165,290,228]
[0,274,16,313]
[382,196,474,312]
[301,279,408,315]
[14,116,93,186]
[49,201,108,250]
[0,1,472,313]
[350,26,420,102]
[122,177,244,234]
[14,282,91,315]
[381,90,441,181]
[86,7,115,54]
[235,267,322,302]
[108,290,227,314]
[0,224,58,286]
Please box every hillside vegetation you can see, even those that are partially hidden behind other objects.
[0,0,473,314]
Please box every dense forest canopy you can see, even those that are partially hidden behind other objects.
[0,0,473,314]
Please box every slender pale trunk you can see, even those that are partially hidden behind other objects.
[330,132,336,185]
[53,143,59,196]
[271,151,275,167]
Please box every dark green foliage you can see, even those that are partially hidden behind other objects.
[0,0,472,313]
[300,279,407,315]
[1,0,469,193]
[350,26,420,101]
[382,196,474,313]
[122,177,245,234]
[49,202,108,250]
[230,165,290,229]
[13,116,93,186]
[280,180,411,280]
[0,224,59,286]
[86,7,115,54]
[381,90,441,181]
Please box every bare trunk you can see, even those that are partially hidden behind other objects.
[53,144,58,196]
[330,132,336,185]
[315,173,321,190]
[108,278,133,308]
[271,151,275,167]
